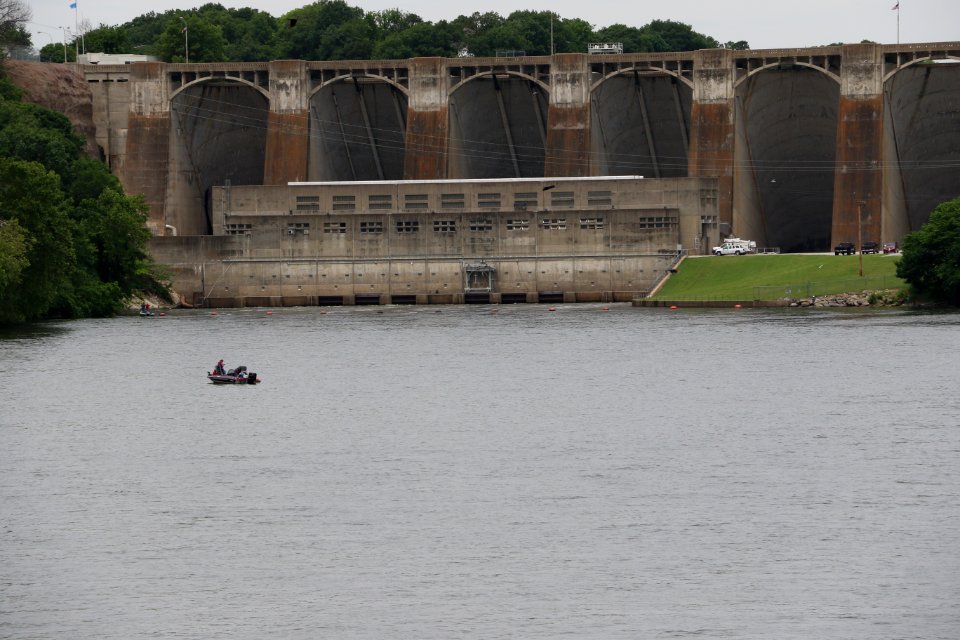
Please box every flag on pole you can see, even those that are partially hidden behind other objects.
[891,2,899,9]
[69,1,77,7]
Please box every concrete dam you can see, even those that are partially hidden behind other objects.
[84,42,960,250]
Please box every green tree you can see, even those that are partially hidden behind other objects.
[556,18,594,54]
[373,21,456,59]
[224,9,280,61]
[0,158,75,323]
[73,188,151,293]
[370,8,423,37]
[643,19,719,52]
[450,11,504,55]
[0,0,31,55]
[471,20,531,57]
[594,24,649,53]
[25,4,745,64]
[321,17,377,60]
[276,0,365,60]
[158,15,227,63]
[123,11,168,55]
[0,218,28,294]
[64,155,122,205]
[0,101,84,177]
[896,197,960,306]
[192,4,279,62]
[498,10,553,55]
[81,25,131,53]
[0,74,22,100]
[0,76,162,322]
[39,42,73,62]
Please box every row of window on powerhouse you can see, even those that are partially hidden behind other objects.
[294,191,614,211]
[223,216,679,236]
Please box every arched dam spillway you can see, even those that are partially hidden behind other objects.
[168,81,269,235]
[736,66,840,253]
[886,64,960,232]
[447,75,549,179]
[89,44,960,251]
[309,78,407,181]
[590,73,692,179]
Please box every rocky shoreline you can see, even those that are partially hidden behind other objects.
[790,290,907,307]
[124,291,184,314]
[129,289,908,311]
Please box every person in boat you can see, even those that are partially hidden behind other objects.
[213,359,226,375]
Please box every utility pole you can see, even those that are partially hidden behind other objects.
[37,31,53,59]
[550,14,554,56]
[857,199,864,277]
[180,17,189,63]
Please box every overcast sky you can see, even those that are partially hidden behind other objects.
[26,0,959,52]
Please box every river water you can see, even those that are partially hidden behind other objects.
[1,304,958,639]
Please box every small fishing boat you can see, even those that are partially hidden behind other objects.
[207,365,260,385]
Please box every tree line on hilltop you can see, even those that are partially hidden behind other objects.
[34,0,751,63]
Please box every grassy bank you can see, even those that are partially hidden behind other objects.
[651,254,905,301]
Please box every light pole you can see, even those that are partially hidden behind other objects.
[179,17,189,63]
[59,27,68,63]
[37,31,53,60]
[857,199,865,277]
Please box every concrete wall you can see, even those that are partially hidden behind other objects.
[150,176,717,306]
[688,49,735,232]
[86,68,131,177]
[831,44,884,248]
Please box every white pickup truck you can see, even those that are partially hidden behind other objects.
[712,239,756,256]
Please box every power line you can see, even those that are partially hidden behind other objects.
[134,77,960,177]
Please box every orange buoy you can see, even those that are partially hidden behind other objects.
[266,310,273,315]
[602,307,609,312]
[548,307,557,311]
[158,312,165,317]
[734,304,742,309]
[670,305,678,310]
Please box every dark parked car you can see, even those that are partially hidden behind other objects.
[861,241,880,254]
[883,242,898,253]
[834,242,855,255]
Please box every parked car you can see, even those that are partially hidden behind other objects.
[834,242,855,255]
[861,241,880,254]
[882,242,899,253]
